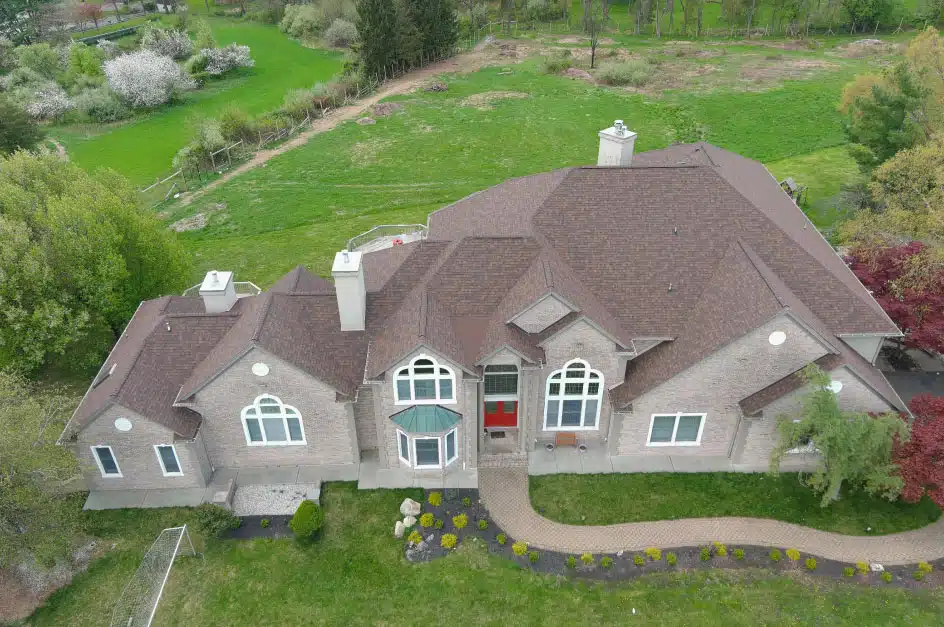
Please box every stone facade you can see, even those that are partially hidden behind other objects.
[352,385,377,452]
[511,294,573,333]
[840,335,883,364]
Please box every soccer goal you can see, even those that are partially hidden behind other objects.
[110,524,199,627]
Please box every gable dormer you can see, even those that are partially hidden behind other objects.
[508,293,576,334]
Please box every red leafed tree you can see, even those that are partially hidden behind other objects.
[845,242,944,353]
[894,395,944,507]
[77,3,104,29]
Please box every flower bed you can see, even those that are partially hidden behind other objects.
[226,515,293,540]
[402,490,944,590]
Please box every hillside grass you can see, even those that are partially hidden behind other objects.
[25,484,944,626]
[54,19,342,186]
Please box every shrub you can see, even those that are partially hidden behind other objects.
[713,542,728,557]
[143,0,157,9]
[601,556,614,569]
[770,549,782,562]
[857,562,870,575]
[477,519,488,531]
[141,26,195,60]
[69,44,103,78]
[194,503,240,538]
[25,85,72,120]
[644,548,662,562]
[918,562,933,574]
[542,57,572,74]
[105,50,195,108]
[289,500,324,541]
[471,3,488,29]
[419,513,434,527]
[597,59,654,87]
[452,513,468,530]
[74,86,130,123]
[525,0,557,22]
[428,492,442,507]
[633,554,645,566]
[15,43,60,79]
[881,571,893,583]
[581,552,594,566]
[496,533,506,545]
[261,518,270,528]
[407,530,422,544]
[843,566,856,577]
[512,541,528,556]
[434,519,443,529]
[192,19,217,51]
[700,547,711,561]
[282,88,314,120]
[529,550,539,563]
[462,497,472,507]
[913,569,926,581]
[324,18,356,48]
[173,118,225,171]
[198,44,254,76]
[805,558,817,570]
[219,107,254,143]
[0,36,15,71]
[280,4,322,38]
[0,95,44,155]
[566,555,577,568]
[666,552,677,566]
[733,548,745,561]
[785,549,801,562]
[441,533,458,549]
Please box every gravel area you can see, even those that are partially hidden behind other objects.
[232,483,320,516]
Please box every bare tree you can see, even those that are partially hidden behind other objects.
[585,0,605,68]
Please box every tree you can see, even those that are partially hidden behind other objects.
[406,0,458,60]
[843,243,944,353]
[356,0,401,78]
[841,0,892,31]
[894,394,944,509]
[0,152,191,374]
[104,49,196,108]
[0,0,57,44]
[0,370,82,567]
[906,27,944,133]
[584,0,605,68]
[77,2,104,29]
[769,365,908,506]
[0,95,45,155]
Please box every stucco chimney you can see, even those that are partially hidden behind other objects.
[332,250,366,331]
[199,270,237,313]
[597,119,637,167]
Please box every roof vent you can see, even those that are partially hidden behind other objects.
[613,119,626,136]
[768,331,786,346]
[673,226,679,235]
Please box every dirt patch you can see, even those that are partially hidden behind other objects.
[739,58,837,84]
[717,39,812,51]
[459,91,529,110]
[350,138,393,166]
[372,102,404,117]
[562,67,594,83]
[837,38,900,58]
[169,212,208,232]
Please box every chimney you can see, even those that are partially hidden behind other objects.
[199,270,238,313]
[332,250,366,331]
[597,119,637,167]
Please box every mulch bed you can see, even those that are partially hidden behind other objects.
[226,515,293,540]
[403,489,944,590]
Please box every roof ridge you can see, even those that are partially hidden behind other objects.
[736,239,787,308]
[251,292,275,342]
[542,259,553,289]
[110,307,169,400]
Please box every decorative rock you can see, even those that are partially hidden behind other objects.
[870,563,885,572]
[356,117,376,125]
[403,515,417,528]
[399,498,421,517]
[394,521,405,538]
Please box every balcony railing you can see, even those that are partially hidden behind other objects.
[182,281,262,297]
[346,224,428,253]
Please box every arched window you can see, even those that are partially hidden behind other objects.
[544,359,603,430]
[241,395,306,446]
[394,355,456,405]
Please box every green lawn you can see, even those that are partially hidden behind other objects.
[767,145,863,228]
[55,19,342,186]
[26,484,944,626]
[71,15,158,39]
[530,473,942,535]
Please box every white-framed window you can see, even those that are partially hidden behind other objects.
[646,413,706,446]
[543,359,604,431]
[394,354,456,405]
[91,445,122,478]
[484,364,518,398]
[241,395,306,446]
[396,428,458,469]
[154,444,183,476]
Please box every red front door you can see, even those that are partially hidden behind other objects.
[484,400,518,428]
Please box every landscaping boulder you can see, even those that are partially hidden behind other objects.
[403,515,417,528]
[394,521,405,538]
[356,117,376,125]
[399,498,421,517]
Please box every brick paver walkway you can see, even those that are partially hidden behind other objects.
[480,468,944,565]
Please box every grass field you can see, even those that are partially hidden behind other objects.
[165,35,899,287]
[530,473,942,535]
[54,19,343,186]
[25,484,944,626]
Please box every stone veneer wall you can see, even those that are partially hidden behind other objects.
[353,385,377,451]
[511,295,573,333]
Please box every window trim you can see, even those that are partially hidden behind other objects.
[445,428,458,464]
[91,445,122,478]
[484,364,519,401]
[397,430,411,465]
[393,354,457,406]
[154,444,184,477]
[543,359,604,431]
[645,413,706,447]
[396,428,459,469]
[240,394,307,447]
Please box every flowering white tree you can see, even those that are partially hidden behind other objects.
[199,44,254,75]
[143,29,195,60]
[25,85,72,120]
[104,50,196,108]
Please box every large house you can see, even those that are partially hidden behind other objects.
[60,122,907,507]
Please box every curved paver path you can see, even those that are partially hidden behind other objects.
[480,468,944,565]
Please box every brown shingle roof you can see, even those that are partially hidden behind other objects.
[738,354,845,417]
[270,265,334,294]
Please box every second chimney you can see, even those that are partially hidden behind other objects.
[332,250,366,331]
[597,119,637,167]
[199,270,238,313]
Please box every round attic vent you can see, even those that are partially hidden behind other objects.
[114,417,132,432]
[768,331,786,346]
[827,380,843,394]
[252,362,270,377]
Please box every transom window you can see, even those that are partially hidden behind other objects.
[154,444,183,476]
[647,413,705,446]
[241,395,306,446]
[92,445,122,477]
[394,355,456,405]
[484,364,518,397]
[396,428,459,469]
[544,359,604,431]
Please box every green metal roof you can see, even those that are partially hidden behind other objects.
[390,405,461,434]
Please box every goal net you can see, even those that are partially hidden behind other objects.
[110,525,198,627]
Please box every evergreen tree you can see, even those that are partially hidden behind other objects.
[356,0,400,78]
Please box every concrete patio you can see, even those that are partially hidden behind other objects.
[357,451,477,490]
